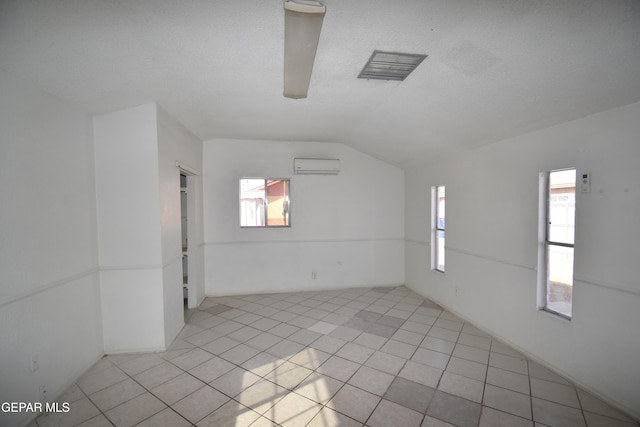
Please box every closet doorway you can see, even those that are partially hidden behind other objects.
[180,173,189,310]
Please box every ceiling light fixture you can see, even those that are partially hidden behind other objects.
[358,50,427,81]
[283,0,326,99]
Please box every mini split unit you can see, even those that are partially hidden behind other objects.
[293,158,340,175]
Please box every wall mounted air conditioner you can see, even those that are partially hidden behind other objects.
[294,158,340,175]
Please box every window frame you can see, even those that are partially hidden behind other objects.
[538,168,576,320]
[431,185,445,273]
[239,178,291,228]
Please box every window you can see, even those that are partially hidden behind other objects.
[240,178,290,227]
[539,168,576,319]
[431,185,445,272]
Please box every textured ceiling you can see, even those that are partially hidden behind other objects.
[1,0,639,167]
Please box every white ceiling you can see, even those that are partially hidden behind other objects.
[1,0,639,167]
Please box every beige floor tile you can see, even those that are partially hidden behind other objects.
[184,328,222,347]
[489,352,528,375]
[89,378,146,411]
[308,335,346,354]
[384,377,435,413]
[528,360,572,386]
[369,399,423,427]
[531,377,580,408]
[348,365,394,396]
[196,400,261,427]
[483,384,532,419]
[422,415,457,426]
[460,323,491,338]
[446,357,488,382]
[245,332,283,351]
[117,353,165,376]
[170,348,213,371]
[335,342,376,364]
[75,414,114,427]
[135,408,191,427]
[391,329,425,345]
[427,326,460,342]
[226,326,262,342]
[486,366,530,395]
[57,383,86,404]
[236,379,288,414]
[438,372,484,403]
[210,366,261,397]
[399,360,443,388]
[577,389,636,422]
[288,347,331,370]
[479,406,533,427]
[427,391,481,427]
[457,333,492,350]
[532,397,586,427]
[352,332,388,350]
[133,361,183,389]
[201,336,241,355]
[434,318,464,332]
[151,372,206,405]
[308,321,339,335]
[583,412,640,427]
[421,336,456,355]
[76,365,128,395]
[364,350,407,375]
[264,361,313,390]
[307,407,362,427]
[380,339,417,359]
[104,392,166,427]
[52,288,640,427]
[293,372,344,404]
[37,398,100,427]
[453,343,490,364]
[412,348,451,370]
[188,355,235,383]
[317,355,360,382]
[241,351,286,377]
[491,340,526,358]
[263,392,322,426]
[171,386,229,424]
[327,383,380,423]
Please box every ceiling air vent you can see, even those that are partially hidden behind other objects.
[358,50,427,81]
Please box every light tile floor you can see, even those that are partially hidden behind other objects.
[34,286,639,427]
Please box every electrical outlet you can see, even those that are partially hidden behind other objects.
[311,271,317,280]
[30,355,39,372]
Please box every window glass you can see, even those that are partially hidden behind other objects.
[240,178,290,227]
[541,168,576,319]
[432,185,445,272]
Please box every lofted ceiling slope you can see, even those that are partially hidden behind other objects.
[1,0,639,167]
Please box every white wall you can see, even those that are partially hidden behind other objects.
[157,106,203,346]
[203,139,405,295]
[0,69,103,427]
[405,101,640,419]
[94,104,166,352]
[94,104,203,352]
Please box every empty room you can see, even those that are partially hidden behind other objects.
[1,0,639,426]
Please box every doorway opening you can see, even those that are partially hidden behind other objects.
[180,174,189,312]
[178,164,200,321]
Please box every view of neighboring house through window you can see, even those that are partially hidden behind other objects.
[432,185,445,272]
[540,168,576,319]
[240,178,290,227]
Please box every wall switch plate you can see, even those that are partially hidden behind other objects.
[580,172,591,193]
